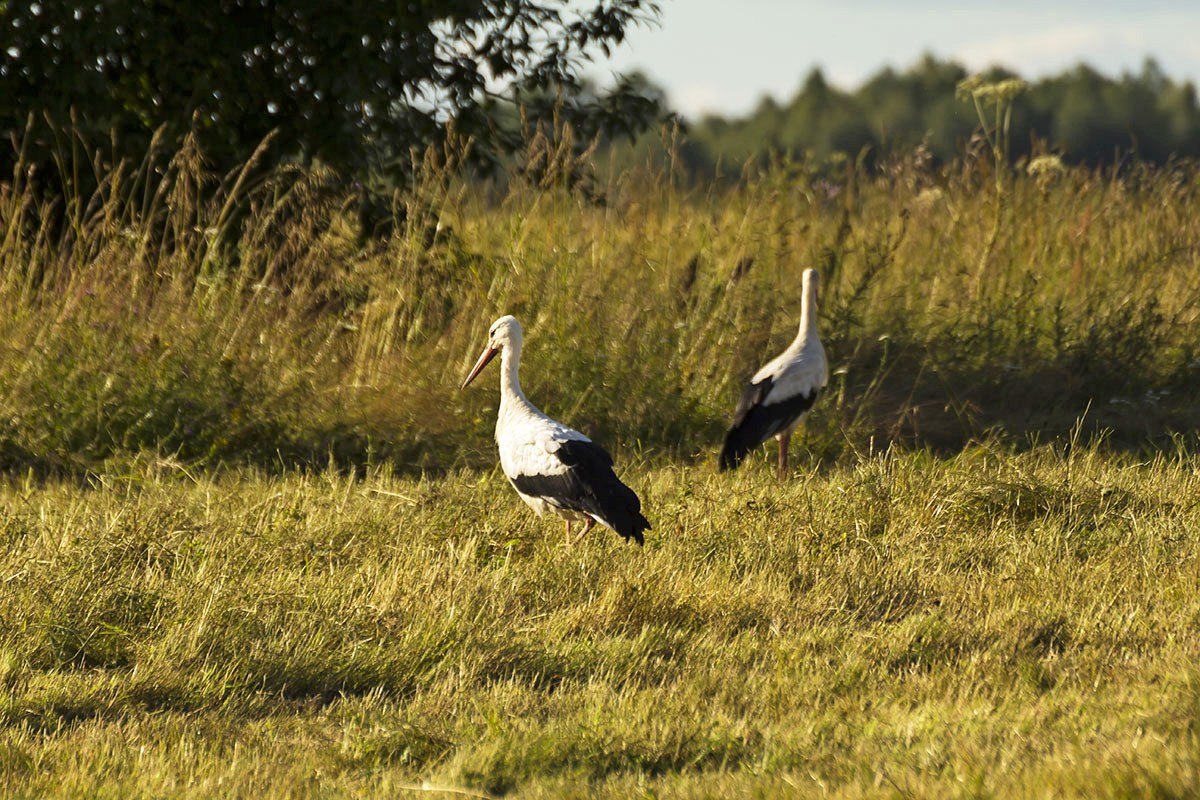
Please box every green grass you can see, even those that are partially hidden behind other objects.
[3,130,1200,795]
[1,446,1199,797]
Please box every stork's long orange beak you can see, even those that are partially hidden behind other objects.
[460,345,498,389]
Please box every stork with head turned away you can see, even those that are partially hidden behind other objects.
[719,267,828,478]
[461,315,651,545]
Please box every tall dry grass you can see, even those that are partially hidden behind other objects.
[2,122,1199,477]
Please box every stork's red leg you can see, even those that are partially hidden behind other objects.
[569,518,595,546]
[777,431,791,479]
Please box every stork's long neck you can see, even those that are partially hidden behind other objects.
[498,341,531,414]
[794,282,819,347]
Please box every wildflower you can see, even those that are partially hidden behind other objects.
[1027,154,1066,190]
[1026,154,1065,177]
[956,76,1028,103]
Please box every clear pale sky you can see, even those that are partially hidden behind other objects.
[586,1,1200,117]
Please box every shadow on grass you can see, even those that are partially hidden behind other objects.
[3,309,1199,482]
[813,313,1200,461]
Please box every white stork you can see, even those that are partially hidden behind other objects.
[719,267,828,477]
[460,315,650,545]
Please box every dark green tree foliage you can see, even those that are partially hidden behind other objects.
[0,0,661,180]
[653,56,1200,175]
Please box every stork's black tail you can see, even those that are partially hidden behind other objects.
[621,510,651,546]
[554,439,650,545]
[591,483,651,545]
[719,378,776,471]
[718,426,757,471]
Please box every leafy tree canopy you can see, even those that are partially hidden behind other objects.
[0,0,662,181]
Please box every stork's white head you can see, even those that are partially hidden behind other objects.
[460,315,523,389]
[486,315,523,349]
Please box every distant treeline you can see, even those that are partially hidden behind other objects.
[618,56,1200,173]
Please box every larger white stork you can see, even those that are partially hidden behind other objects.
[719,268,828,477]
[460,315,650,545]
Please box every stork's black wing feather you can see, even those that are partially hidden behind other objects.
[730,377,773,429]
[510,439,650,544]
[719,378,818,471]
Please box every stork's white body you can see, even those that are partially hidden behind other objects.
[720,269,828,475]
[746,330,828,434]
[495,387,590,522]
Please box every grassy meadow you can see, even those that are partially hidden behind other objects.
[2,130,1200,796]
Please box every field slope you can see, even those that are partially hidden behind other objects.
[2,447,1198,798]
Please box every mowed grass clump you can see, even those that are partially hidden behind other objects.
[1,445,1199,797]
